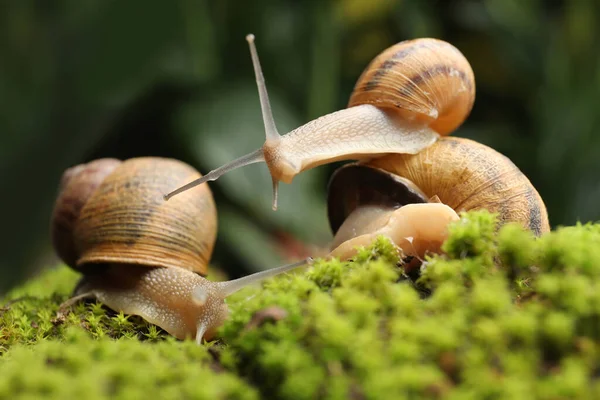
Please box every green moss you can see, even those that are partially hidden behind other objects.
[219,212,600,399]
[0,329,257,399]
[3,211,600,399]
[0,268,257,399]
[0,267,169,353]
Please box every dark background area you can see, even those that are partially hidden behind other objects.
[1,0,599,294]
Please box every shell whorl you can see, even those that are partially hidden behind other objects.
[51,158,122,269]
[348,38,475,136]
[362,137,550,236]
[73,157,217,275]
[52,157,217,275]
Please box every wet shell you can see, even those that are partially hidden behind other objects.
[51,158,121,269]
[71,157,217,275]
[349,38,475,136]
[358,137,549,236]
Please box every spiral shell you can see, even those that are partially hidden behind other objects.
[329,137,549,236]
[51,158,121,269]
[348,38,476,136]
[51,157,217,275]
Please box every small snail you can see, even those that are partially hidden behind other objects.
[51,157,310,344]
[325,136,550,268]
[164,34,475,210]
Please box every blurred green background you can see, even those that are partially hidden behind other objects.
[1,0,599,294]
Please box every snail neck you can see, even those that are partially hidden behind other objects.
[272,105,440,180]
[263,140,301,185]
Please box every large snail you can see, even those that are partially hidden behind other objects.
[164,35,475,210]
[325,137,550,268]
[50,157,310,344]
[163,34,549,260]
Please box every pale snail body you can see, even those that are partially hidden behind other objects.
[74,265,229,341]
[159,33,548,269]
[327,203,460,267]
[51,157,309,343]
[164,36,475,210]
[325,137,550,267]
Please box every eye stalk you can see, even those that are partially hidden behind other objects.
[164,33,283,210]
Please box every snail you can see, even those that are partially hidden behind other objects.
[325,136,550,269]
[164,34,475,210]
[50,157,311,344]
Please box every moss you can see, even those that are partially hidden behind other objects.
[0,270,257,399]
[219,213,600,399]
[0,267,168,353]
[2,211,600,399]
[0,329,257,399]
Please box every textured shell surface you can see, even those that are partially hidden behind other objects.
[51,158,122,269]
[364,137,550,235]
[73,157,217,275]
[348,38,476,136]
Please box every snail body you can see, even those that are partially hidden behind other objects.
[51,157,309,343]
[327,203,460,266]
[326,137,550,266]
[158,33,548,271]
[164,35,475,210]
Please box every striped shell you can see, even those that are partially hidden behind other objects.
[349,38,476,136]
[51,158,121,269]
[51,157,217,275]
[332,137,550,236]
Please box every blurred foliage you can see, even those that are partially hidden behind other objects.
[0,0,599,293]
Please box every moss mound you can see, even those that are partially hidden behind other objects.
[0,332,257,399]
[2,211,600,399]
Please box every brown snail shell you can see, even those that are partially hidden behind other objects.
[51,157,217,275]
[51,157,311,343]
[51,158,122,269]
[349,38,476,136]
[328,136,550,239]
